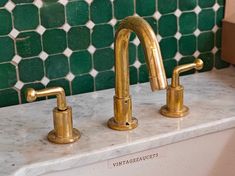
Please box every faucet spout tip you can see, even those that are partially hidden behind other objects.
[150,77,168,91]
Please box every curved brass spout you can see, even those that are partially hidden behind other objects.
[108,16,168,131]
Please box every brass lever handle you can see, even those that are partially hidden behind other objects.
[27,87,67,110]
[26,87,80,144]
[172,59,203,88]
[160,59,204,118]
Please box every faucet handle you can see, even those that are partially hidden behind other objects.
[160,59,204,118]
[171,59,203,88]
[26,87,80,144]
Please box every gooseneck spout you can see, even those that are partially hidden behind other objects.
[107,16,168,131]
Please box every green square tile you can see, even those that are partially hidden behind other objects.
[130,66,137,85]
[198,0,216,8]
[70,51,92,75]
[179,35,196,55]
[95,70,114,90]
[19,57,44,82]
[45,54,69,79]
[13,4,39,31]
[0,9,12,35]
[114,0,134,20]
[159,37,177,59]
[12,0,34,4]
[0,0,8,7]
[215,50,230,69]
[47,78,70,96]
[144,17,157,34]
[130,33,136,41]
[163,59,177,78]
[0,63,17,89]
[0,88,19,107]
[68,26,90,50]
[43,0,58,2]
[92,24,113,48]
[94,48,114,71]
[218,0,225,6]
[91,0,112,24]
[40,2,65,28]
[136,0,155,16]
[216,7,224,28]
[179,56,196,75]
[66,1,89,26]
[159,14,177,37]
[198,52,214,72]
[158,0,177,14]
[179,0,197,11]
[138,44,144,64]
[72,74,94,94]
[16,32,42,58]
[179,12,197,34]
[43,29,66,54]
[216,28,222,48]
[198,32,214,52]
[0,36,15,62]
[21,83,45,103]
[139,64,149,83]
[198,9,215,31]
[129,43,136,65]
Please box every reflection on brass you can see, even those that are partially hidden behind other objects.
[26,87,80,144]
[160,59,204,118]
[107,16,168,131]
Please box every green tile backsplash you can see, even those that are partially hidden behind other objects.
[0,0,229,107]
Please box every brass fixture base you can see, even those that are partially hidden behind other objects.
[26,87,81,144]
[160,105,189,118]
[107,117,138,131]
[48,128,80,144]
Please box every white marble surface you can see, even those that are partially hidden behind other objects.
[1,68,235,176]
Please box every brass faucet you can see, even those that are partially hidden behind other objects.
[26,87,80,144]
[160,59,204,118]
[107,16,168,131]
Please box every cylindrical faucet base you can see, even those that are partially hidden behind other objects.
[47,106,80,144]
[107,96,138,131]
[160,85,189,118]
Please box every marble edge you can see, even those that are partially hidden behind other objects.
[12,116,235,176]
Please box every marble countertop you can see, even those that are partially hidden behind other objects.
[1,67,235,176]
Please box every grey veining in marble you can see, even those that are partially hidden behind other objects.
[0,68,235,176]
